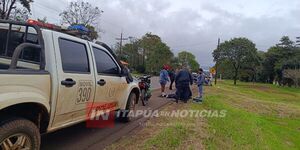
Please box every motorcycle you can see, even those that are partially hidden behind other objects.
[138,75,152,106]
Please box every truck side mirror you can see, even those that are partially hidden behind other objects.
[121,67,133,83]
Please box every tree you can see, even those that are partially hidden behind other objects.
[122,39,141,70]
[10,7,30,21]
[217,60,235,79]
[262,36,298,85]
[170,57,180,69]
[0,0,33,20]
[139,33,173,73]
[282,59,300,87]
[213,37,258,85]
[178,51,200,71]
[85,24,98,40]
[60,1,102,40]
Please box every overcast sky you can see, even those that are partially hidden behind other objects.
[31,0,300,67]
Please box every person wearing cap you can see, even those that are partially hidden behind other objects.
[159,65,169,97]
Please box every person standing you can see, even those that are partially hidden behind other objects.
[194,68,205,103]
[159,65,169,97]
[168,69,175,90]
[175,65,193,103]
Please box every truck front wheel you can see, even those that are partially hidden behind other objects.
[118,92,137,123]
[0,118,40,150]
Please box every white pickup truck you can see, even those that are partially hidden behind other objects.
[0,20,140,150]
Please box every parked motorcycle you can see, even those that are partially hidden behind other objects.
[138,75,152,106]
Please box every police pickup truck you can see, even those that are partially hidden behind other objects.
[0,20,140,150]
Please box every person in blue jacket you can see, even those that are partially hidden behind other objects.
[159,65,169,97]
[194,68,205,103]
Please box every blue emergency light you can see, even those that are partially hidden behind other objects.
[68,25,90,34]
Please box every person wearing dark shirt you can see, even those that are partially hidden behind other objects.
[175,65,193,103]
[168,69,175,90]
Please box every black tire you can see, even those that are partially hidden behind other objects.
[140,89,146,106]
[0,118,40,150]
[119,92,137,123]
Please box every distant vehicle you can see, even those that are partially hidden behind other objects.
[0,19,140,150]
[192,72,198,84]
[202,71,212,86]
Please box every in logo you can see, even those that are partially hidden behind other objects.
[86,102,117,128]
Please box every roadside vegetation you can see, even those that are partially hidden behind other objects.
[107,80,300,150]
[213,37,300,87]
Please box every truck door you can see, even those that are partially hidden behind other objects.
[52,35,96,127]
[90,45,128,108]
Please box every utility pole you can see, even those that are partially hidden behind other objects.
[116,32,128,59]
[215,38,220,85]
[128,36,136,68]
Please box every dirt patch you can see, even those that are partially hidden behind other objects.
[243,84,272,92]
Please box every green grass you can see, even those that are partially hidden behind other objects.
[107,80,300,150]
[219,80,300,107]
[198,80,300,150]
[143,123,189,150]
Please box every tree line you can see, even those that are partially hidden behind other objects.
[116,33,199,74]
[213,36,300,87]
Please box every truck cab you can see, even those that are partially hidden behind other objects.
[0,20,139,150]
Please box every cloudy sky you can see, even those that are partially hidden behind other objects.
[31,0,300,67]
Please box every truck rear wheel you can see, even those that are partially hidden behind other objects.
[0,118,40,150]
[119,92,137,123]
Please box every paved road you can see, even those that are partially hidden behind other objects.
[150,76,160,89]
[41,76,174,150]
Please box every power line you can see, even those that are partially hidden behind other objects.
[34,1,63,13]
[31,3,62,21]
